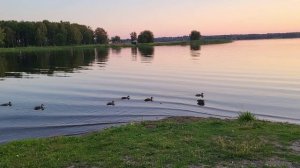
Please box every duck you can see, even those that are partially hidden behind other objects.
[197,99,205,106]
[195,93,204,98]
[107,101,115,106]
[34,104,45,111]
[121,96,130,100]
[144,97,153,102]
[1,102,12,107]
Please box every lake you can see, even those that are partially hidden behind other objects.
[1,39,300,143]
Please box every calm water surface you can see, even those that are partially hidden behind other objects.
[1,39,300,143]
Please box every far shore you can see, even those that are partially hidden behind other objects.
[0,39,232,53]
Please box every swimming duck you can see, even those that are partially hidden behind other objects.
[144,97,153,102]
[107,101,115,106]
[1,102,12,107]
[197,99,205,106]
[34,104,45,111]
[121,96,130,100]
[195,93,204,98]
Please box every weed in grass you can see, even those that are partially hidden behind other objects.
[213,136,263,157]
[238,111,256,122]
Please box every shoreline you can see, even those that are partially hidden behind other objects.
[0,39,232,53]
[1,113,299,145]
[0,116,300,167]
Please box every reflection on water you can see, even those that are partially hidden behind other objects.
[190,43,201,51]
[0,46,160,79]
[138,46,154,63]
[190,43,201,58]
[0,46,158,78]
[95,47,109,68]
[111,47,122,55]
[1,39,300,143]
[131,47,138,61]
[0,49,97,78]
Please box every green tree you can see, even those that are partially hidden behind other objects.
[54,23,68,45]
[19,21,35,46]
[111,36,121,43]
[80,26,94,44]
[4,27,16,47]
[94,28,108,44]
[190,30,201,41]
[0,27,6,46]
[130,32,137,44]
[35,22,47,46]
[43,20,58,45]
[138,30,154,43]
[70,26,83,44]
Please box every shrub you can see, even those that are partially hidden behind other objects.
[238,112,256,122]
[137,30,154,43]
[189,30,201,41]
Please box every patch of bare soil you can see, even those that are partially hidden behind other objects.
[215,157,296,168]
[163,116,211,123]
[291,140,300,152]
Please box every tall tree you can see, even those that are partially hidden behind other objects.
[130,32,137,44]
[54,23,68,45]
[138,30,154,43]
[43,20,58,45]
[19,21,36,46]
[4,27,16,47]
[0,27,5,46]
[70,26,83,44]
[94,28,108,44]
[35,22,47,46]
[190,30,201,41]
[80,26,94,44]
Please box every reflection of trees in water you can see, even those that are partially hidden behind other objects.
[131,47,138,61]
[95,47,109,67]
[111,47,122,55]
[190,43,201,57]
[138,46,154,63]
[0,48,97,79]
[0,57,8,77]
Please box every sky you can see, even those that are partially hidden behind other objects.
[0,0,300,38]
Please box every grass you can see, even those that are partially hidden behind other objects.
[238,111,256,122]
[0,39,232,53]
[0,115,299,168]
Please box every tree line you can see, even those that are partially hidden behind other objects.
[0,20,202,47]
[0,20,109,47]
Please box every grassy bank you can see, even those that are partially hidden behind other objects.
[0,39,232,53]
[0,115,299,168]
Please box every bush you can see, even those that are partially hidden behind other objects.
[189,30,201,41]
[138,30,154,43]
[238,112,256,122]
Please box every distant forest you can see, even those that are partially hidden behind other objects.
[0,20,109,47]
[1,20,300,48]
[154,32,300,42]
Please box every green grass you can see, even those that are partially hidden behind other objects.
[0,116,299,168]
[0,39,232,53]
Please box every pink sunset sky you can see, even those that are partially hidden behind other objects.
[0,0,300,38]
